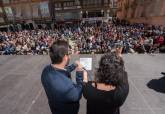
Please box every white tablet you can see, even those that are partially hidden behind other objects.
[80,58,92,70]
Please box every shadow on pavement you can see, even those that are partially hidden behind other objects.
[147,74,165,93]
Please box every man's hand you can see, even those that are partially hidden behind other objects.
[116,47,123,58]
[75,61,88,82]
[75,61,84,71]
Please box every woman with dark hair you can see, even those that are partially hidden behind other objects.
[83,52,129,114]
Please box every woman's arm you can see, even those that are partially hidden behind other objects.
[114,74,129,107]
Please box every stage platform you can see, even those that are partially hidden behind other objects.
[0,54,165,114]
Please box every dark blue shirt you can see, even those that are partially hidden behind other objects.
[41,64,83,114]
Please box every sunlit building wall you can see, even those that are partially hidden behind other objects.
[117,0,165,26]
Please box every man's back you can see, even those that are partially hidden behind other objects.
[41,65,83,114]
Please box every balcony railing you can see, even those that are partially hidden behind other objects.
[55,3,117,10]
[1,0,48,6]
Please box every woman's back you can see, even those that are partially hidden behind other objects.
[83,80,129,114]
[83,52,129,114]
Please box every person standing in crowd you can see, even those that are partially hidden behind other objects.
[41,40,87,114]
[83,52,129,114]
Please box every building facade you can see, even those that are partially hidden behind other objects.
[117,0,165,26]
[0,0,118,30]
[53,0,118,22]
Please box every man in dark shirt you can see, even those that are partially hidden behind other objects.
[41,40,85,114]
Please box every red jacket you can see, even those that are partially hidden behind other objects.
[157,36,164,45]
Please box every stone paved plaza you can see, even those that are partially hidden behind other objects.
[0,54,165,114]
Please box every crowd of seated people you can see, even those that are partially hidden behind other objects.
[75,20,165,54]
[0,20,165,55]
[0,30,65,55]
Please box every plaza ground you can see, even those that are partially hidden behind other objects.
[0,54,165,114]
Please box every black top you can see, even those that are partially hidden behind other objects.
[83,80,129,114]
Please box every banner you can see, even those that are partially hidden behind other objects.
[32,3,40,18]
[13,5,22,19]
[40,2,50,17]
[4,7,14,20]
[0,7,3,13]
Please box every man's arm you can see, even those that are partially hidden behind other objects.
[65,61,83,73]
[65,63,78,73]
[65,71,83,102]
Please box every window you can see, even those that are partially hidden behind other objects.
[2,0,10,4]
[71,2,74,6]
[75,0,80,5]
[96,0,102,5]
[55,3,61,8]
[55,3,62,10]
[64,3,67,7]
[0,18,5,23]
[83,0,87,5]
[90,0,95,5]
[104,0,108,4]
[67,2,70,6]
[0,8,3,13]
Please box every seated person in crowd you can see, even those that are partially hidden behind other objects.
[83,52,129,114]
